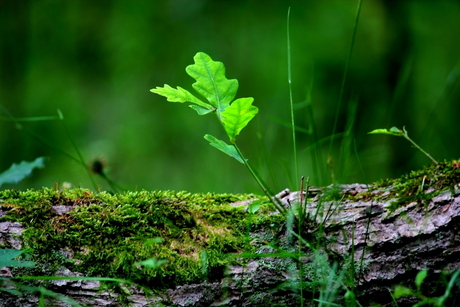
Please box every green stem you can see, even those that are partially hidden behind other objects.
[233,144,287,214]
[402,134,438,164]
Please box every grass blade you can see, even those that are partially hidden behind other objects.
[287,7,299,187]
[328,0,363,179]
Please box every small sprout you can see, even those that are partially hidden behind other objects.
[151,52,286,214]
[369,126,438,164]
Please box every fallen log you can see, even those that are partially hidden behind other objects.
[0,162,459,306]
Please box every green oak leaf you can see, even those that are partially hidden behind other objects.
[368,126,403,136]
[186,52,238,119]
[204,134,245,164]
[150,84,212,111]
[221,97,258,143]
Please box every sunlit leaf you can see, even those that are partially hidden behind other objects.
[150,84,212,110]
[368,127,402,136]
[204,134,245,164]
[186,52,238,118]
[0,157,46,187]
[221,97,258,143]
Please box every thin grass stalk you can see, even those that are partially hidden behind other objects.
[0,104,82,165]
[287,7,299,188]
[57,110,98,190]
[338,94,358,181]
[304,91,325,186]
[328,0,363,176]
[297,176,309,307]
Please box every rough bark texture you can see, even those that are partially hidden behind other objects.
[1,183,460,306]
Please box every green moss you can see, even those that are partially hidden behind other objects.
[348,160,460,212]
[0,188,278,288]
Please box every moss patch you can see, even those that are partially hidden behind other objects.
[0,189,277,288]
[348,160,460,211]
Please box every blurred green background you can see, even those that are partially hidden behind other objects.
[1,0,459,193]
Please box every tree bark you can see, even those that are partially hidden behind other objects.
[1,183,459,307]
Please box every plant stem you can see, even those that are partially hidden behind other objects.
[403,134,438,165]
[233,144,287,214]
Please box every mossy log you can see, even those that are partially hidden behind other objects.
[1,162,460,306]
